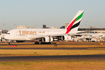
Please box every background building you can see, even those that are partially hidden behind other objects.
[65,23,69,28]
[16,26,26,28]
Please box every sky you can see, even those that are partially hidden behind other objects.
[0,0,105,30]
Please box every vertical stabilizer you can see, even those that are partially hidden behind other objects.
[65,10,84,34]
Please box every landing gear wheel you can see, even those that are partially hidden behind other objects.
[9,42,11,45]
[35,42,39,44]
[35,42,41,44]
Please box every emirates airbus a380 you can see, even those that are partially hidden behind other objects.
[4,10,84,44]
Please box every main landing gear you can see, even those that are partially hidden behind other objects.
[34,42,51,44]
[8,42,11,45]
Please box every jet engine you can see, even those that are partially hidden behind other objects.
[62,35,71,41]
[42,36,53,42]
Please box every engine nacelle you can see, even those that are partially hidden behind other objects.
[63,35,72,41]
[42,36,53,42]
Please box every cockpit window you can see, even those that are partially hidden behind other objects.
[6,33,10,34]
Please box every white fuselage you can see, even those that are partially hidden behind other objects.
[4,28,78,41]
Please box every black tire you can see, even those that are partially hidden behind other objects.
[9,42,11,45]
[35,42,39,44]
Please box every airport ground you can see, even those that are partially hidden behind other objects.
[0,61,105,70]
[0,41,105,70]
